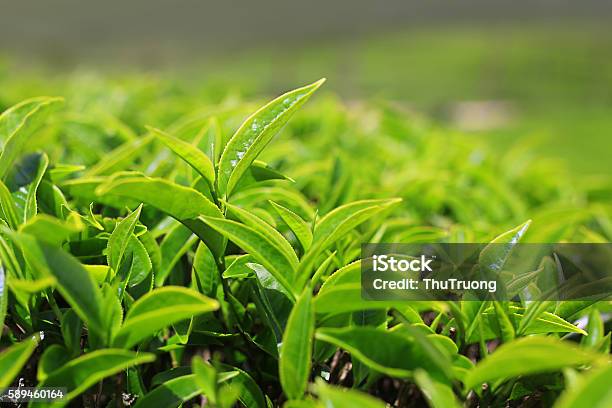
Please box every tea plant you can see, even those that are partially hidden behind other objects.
[0,76,610,408]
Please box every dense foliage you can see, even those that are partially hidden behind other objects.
[0,75,610,407]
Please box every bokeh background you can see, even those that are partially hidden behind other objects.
[1,0,611,176]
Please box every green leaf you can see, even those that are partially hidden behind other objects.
[582,308,604,348]
[232,186,313,219]
[84,134,154,176]
[315,380,386,408]
[192,356,218,403]
[125,235,153,286]
[96,175,225,258]
[220,364,267,408]
[134,374,201,408]
[148,126,216,187]
[466,307,586,343]
[0,263,6,333]
[270,200,313,251]
[225,202,298,269]
[157,223,196,286]
[0,96,63,180]
[0,334,39,388]
[18,214,83,246]
[60,309,82,357]
[217,79,325,198]
[518,259,556,335]
[201,216,295,296]
[313,261,441,317]
[97,175,220,220]
[37,344,70,382]
[554,365,612,408]
[0,180,19,228]
[248,262,293,343]
[23,152,49,221]
[84,264,111,284]
[191,242,219,296]
[464,336,607,391]
[113,286,219,348]
[299,198,401,276]
[238,160,294,187]
[107,204,142,272]
[314,283,401,317]
[479,220,531,275]
[315,326,446,378]
[280,288,314,400]
[414,369,461,408]
[492,301,515,342]
[12,234,106,337]
[37,349,155,407]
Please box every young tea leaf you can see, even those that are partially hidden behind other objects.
[12,234,107,337]
[280,288,314,400]
[201,216,296,296]
[97,175,226,258]
[0,97,63,180]
[553,365,612,408]
[113,286,219,348]
[148,126,216,187]
[464,336,607,391]
[270,200,313,252]
[315,380,386,408]
[299,198,401,279]
[133,374,202,408]
[414,369,461,408]
[0,334,39,388]
[107,204,143,273]
[217,79,325,198]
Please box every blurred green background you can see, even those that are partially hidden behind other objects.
[1,1,611,176]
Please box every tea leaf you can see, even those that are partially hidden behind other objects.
[0,334,39,388]
[19,214,83,246]
[97,175,226,257]
[191,242,219,296]
[24,152,49,221]
[554,365,612,408]
[37,349,155,407]
[0,264,6,333]
[113,286,219,348]
[133,374,202,408]
[270,200,313,251]
[84,134,154,176]
[107,204,142,273]
[219,364,267,408]
[192,356,218,403]
[479,220,531,275]
[201,216,295,295]
[464,337,606,391]
[218,79,325,198]
[0,97,63,180]
[300,198,401,275]
[315,326,445,378]
[315,380,386,408]
[414,369,461,408]
[225,201,298,268]
[280,288,314,400]
[148,126,216,187]
[0,180,19,228]
[13,234,106,337]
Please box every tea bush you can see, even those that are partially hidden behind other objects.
[0,76,610,407]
